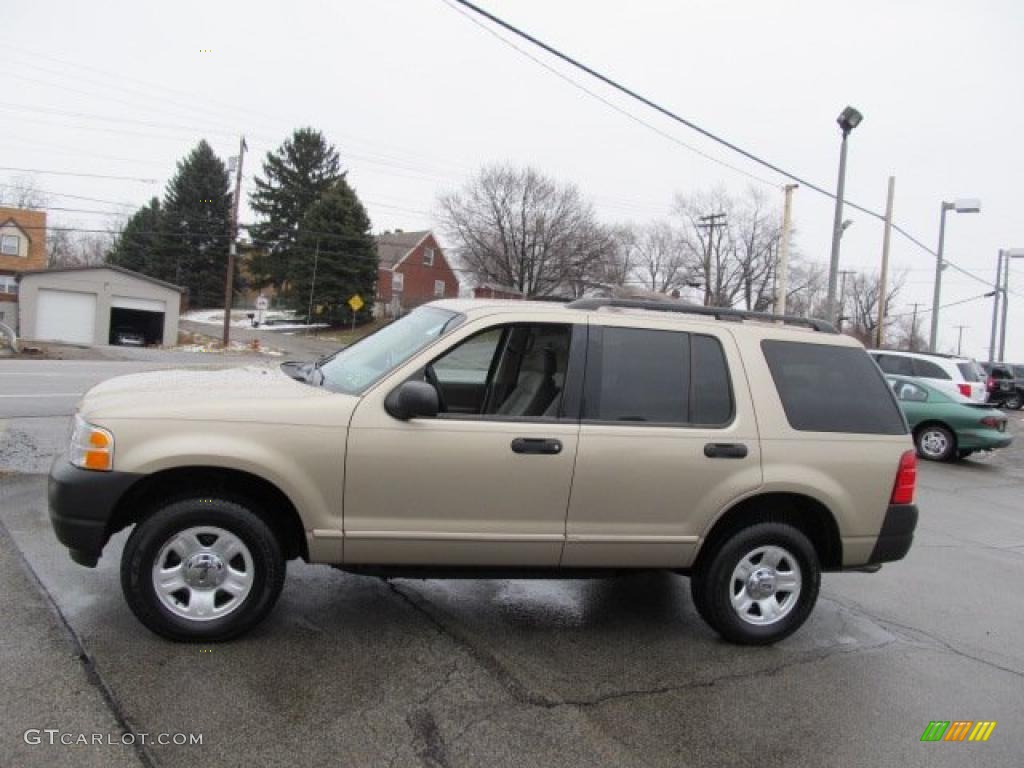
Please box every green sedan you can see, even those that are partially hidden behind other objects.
[886,375,1013,461]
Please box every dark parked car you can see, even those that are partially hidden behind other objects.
[981,362,1024,410]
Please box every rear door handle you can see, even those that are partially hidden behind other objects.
[511,438,563,455]
[704,443,748,459]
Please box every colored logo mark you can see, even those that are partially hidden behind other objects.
[920,721,997,742]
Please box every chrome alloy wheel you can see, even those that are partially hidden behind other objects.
[729,545,802,626]
[151,526,254,621]
[919,428,950,459]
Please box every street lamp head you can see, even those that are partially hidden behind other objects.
[1004,248,1024,259]
[837,106,863,135]
[953,198,981,214]
[840,219,854,232]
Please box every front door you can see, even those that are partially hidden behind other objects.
[343,319,585,566]
[563,321,762,568]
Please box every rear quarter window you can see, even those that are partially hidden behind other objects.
[956,362,982,382]
[762,340,906,435]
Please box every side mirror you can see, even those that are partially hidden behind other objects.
[385,380,439,420]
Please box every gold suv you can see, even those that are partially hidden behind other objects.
[49,298,918,644]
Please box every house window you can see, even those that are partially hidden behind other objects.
[423,248,435,267]
[0,276,17,294]
[392,271,404,292]
[1,235,19,256]
[434,279,446,297]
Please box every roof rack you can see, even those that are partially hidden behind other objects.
[565,297,837,333]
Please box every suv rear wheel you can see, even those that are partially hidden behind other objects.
[121,496,286,641]
[1004,392,1023,410]
[691,523,820,645]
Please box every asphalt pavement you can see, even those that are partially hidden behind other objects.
[1,359,1022,767]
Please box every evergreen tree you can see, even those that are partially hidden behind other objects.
[158,140,233,306]
[249,128,342,290]
[292,179,377,322]
[108,197,162,274]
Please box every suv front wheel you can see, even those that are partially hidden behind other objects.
[691,523,820,645]
[121,496,286,641]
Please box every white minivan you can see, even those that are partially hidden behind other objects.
[869,350,988,403]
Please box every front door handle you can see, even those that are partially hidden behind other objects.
[704,443,748,459]
[511,437,563,455]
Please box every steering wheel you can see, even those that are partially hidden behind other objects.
[424,365,448,412]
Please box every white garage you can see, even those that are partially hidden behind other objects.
[18,266,185,347]
[35,289,98,345]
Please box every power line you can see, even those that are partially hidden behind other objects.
[0,166,159,183]
[444,0,991,284]
[888,292,993,319]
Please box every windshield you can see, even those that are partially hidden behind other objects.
[318,307,462,394]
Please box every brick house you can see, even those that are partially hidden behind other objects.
[0,206,47,327]
[375,230,458,317]
[473,283,524,300]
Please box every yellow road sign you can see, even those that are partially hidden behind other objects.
[347,294,364,312]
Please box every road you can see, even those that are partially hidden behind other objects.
[2,359,1023,767]
[180,319,340,360]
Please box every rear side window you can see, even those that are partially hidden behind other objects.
[956,362,982,382]
[584,327,734,425]
[874,354,914,376]
[763,341,906,434]
[913,359,951,380]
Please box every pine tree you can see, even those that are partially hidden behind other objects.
[292,179,377,322]
[157,140,233,306]
[249,128,342,290]
[108,197,162,274]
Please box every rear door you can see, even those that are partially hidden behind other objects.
[563,321,761,568]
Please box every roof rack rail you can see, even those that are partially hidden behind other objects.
[565,297,837,333]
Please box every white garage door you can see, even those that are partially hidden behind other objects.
[112,295,165,312]
[35,289,97,345]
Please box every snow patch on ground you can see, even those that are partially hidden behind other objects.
[183,309,328,331]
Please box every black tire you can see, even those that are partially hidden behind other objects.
[915,424,956,462]
[1005,392,1023,410]
[691,523,820,645]
[121,496,285,642]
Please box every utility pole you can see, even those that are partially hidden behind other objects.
[876,176,895,349]
[954,325,968,356]
[306,239,320,336]
[698,213,726,306]
[222,135,247,348]
[909,303,923,352]
[989,250,1003,363]
[776,184,798,315]
[998,251,1010,361]
[837,269,856,333]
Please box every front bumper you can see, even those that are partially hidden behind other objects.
[867,504,918,564]
[48,454,141,567]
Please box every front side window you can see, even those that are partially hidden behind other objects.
[0,234,18,256]
[428,323,573,418]
[890,379,928,402]
[318,306,461,395]
[764,341,906,434]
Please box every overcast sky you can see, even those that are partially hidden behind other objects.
[4,0,1023,360]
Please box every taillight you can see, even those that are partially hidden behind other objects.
[986,376,996,392]
[980,416,1002,428]
[958,383,972,398]
[890,450,916,505]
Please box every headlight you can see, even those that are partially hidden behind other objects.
[70,414,114,471]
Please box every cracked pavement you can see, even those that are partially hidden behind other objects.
[2,360,1023,767]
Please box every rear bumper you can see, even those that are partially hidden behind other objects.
[48,454,141,567]
[866,504,918,564]
[958,431,1013,451]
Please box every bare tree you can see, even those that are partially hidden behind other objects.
[673,187,782,308]
[782,258,828,318]
[840,270,905,345]
[438,165,609,297]
[47,219,116,268]
[0,175,48,209]
[632,219,693,293]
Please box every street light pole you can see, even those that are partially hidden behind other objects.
[998,248,1024,361]
[989,250,1003,363]
[827,108,862,324]
[929,197,980,352]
